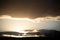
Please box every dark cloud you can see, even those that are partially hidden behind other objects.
[0,0,60,18]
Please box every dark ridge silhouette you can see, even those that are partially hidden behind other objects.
[38,29,60,37]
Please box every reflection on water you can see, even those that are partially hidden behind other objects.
[1,29,60,38]
[2,34,45,38]
[1,30,46,38]
[2,34,40,38]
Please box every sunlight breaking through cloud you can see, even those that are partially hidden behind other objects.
[0,15,60,32]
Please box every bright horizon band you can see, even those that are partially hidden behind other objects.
[0,15,60,32]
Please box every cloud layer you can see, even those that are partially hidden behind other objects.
[0,15,60,21]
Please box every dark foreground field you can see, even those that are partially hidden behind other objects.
[0,37,59,40]
[0,29,60,40]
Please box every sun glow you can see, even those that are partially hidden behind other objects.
[0,15,37,32]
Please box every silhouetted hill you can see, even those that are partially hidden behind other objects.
[38,29,60,37]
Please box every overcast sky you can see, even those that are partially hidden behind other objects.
[0,0,60,18]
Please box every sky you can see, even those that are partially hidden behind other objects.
[0,0,60,32]
[0,0,60,18]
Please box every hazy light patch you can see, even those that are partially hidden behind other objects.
[0,15,36,32]
[0,15,60,31]
[0,15,35,23]
[0,15,60,24]
[0,15,12,19]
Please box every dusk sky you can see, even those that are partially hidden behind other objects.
[0,0,60,18]
[0,0,60,32]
